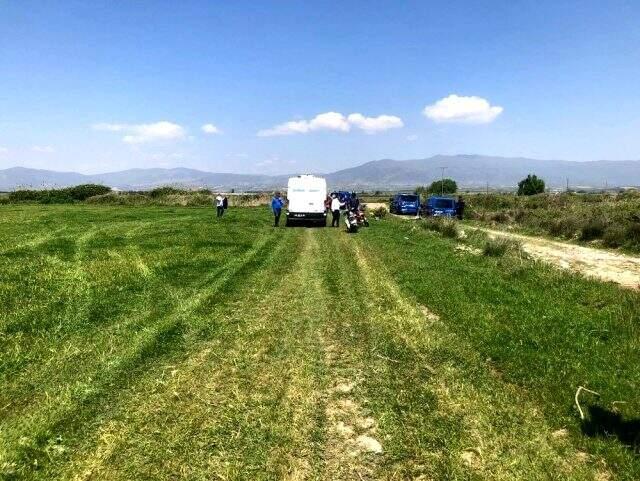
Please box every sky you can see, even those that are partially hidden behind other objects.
[1,0,639,174]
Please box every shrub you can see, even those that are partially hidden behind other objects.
[67,184,111,200]
[579,218,607,241]
[602,225,626,248]
[8,190,43,202]
[422,217,459,238]
[547,216,581,238]
[483,237,521,257]
[149,186,187,198]
[371,206,387,219]
[625,222,640,246]
[490,211,511,223]
[517,174,545,196]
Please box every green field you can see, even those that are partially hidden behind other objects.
[1,205,639,480]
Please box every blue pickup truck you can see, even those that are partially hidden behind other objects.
[389,193,420,215]
[422,196,457,217]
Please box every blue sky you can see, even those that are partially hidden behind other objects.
[1,0,639,174]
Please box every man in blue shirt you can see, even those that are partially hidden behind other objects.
[271,192,284,227]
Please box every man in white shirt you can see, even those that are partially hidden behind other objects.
[215,194,224,217]
[330,195,342,227]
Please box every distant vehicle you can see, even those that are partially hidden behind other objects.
[422,196,457,217]
[331,191,352,204]
[389,193,420,215]
[286,175,327,226]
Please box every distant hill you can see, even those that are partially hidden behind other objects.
[0,166,284,191]
[2,155,639,191]
[326,155,640,189]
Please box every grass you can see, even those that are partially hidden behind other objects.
[1,204,639,479]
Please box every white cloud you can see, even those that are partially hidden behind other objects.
[93,121,186,144]
[0,146,8,154]
[347,113,403,134]
[258,111,403,136]
[406,134,419,142]
[201,123,221,135]
[258,112,349,137]
[32,145,55,153]
[423,95,503,124]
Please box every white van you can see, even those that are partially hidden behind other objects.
[286,175,327,226]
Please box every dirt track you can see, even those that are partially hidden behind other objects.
[365,202,640,290]
[477,227,640,290]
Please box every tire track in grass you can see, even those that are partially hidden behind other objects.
[57,228,325,481]
[313,228,386,480]
[1,229,284,479]
[1,209,263,415]
[346,235,605,480]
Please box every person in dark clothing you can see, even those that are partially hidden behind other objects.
[456,196,465,220]
[223,196,228,210]
[271,192,284,227]
[351,192,360,211]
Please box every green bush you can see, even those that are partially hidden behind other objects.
[625,222,640,246]
[422,217,459,238]
[149,186,187,198]
[483,237,521,257]
[490,211,511,223]
[8,190,43,202]
[579,218,607,241]
[602,225,626,248]
[7,184,111,203]
[67,184,111,200]
[517,174,545,196]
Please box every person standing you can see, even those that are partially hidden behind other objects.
[351,192,360,211]
[324,194,332,213]
[271,192,284,227]
[215,194,224,217]
[331,195,342,227]
[456,196,465,220]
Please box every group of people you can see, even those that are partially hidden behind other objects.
[326,192,360,227]
[228,191,464,226]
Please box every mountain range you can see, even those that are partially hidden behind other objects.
[1,155,639,191]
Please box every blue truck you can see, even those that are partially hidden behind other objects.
[422,196,457,217]
[389,193,420,215]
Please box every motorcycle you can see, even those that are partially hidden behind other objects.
[355,208,369,227]
[344,210,359,233]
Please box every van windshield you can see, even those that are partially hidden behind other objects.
[434,199,454,208]
[399,195,418,202]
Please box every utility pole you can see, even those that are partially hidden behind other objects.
[566,177,569,192]
[439,166,447,196]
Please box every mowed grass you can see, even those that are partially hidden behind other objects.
[1,205,638,480]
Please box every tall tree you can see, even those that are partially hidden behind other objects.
[517,174,545,195]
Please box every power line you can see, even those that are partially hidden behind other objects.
[439,166,447,196]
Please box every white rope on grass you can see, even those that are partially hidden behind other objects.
[575,386,601,420]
